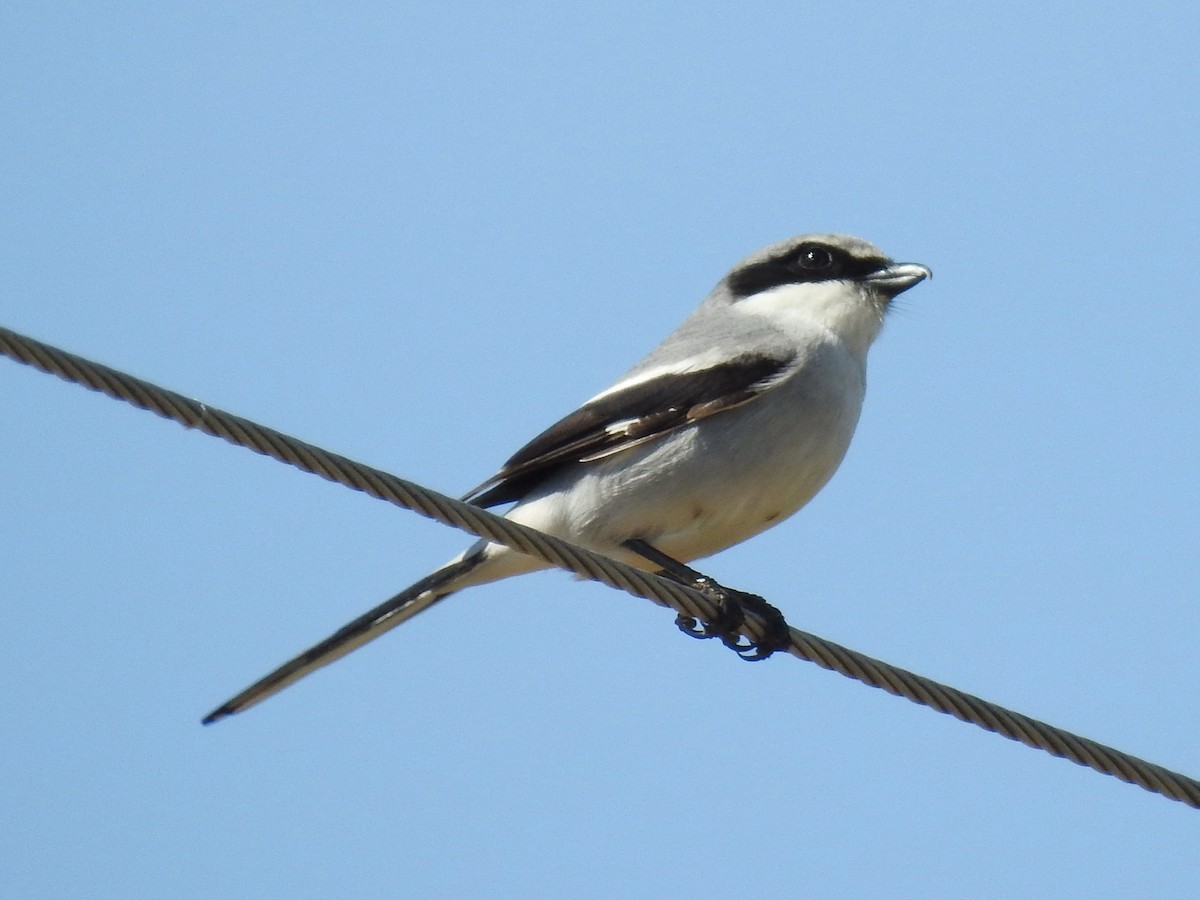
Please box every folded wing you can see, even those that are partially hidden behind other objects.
[463,352,796,507]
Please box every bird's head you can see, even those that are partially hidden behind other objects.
[723,233,931,356]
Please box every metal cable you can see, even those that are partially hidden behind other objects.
[3,322,1197,809]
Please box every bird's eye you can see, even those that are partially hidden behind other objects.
[797,245,835,270]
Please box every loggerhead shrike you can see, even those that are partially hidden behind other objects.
[203,233,930,723]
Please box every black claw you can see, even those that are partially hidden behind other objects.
[622,539,790,661]
[730,590,791,660]
[675,613,707,639]
[675,581,790,660]
[673,603,743,645]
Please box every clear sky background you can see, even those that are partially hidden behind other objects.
[3,3,1198,898]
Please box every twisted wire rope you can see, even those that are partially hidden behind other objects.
[3,323,1197,809]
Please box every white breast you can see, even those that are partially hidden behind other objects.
[508,332,867,567]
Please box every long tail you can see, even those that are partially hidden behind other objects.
[202,554,483,724]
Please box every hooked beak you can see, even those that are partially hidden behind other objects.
[865,262,932,297]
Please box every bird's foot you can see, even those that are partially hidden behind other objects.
[675,578,790,661]
[621,539,790,661]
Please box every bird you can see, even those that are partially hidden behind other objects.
[202,233,931,724]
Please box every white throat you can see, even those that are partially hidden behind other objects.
[734,281,886,360]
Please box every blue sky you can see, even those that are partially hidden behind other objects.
[3,3,1199,897]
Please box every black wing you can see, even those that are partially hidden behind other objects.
[462,352,794,507]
